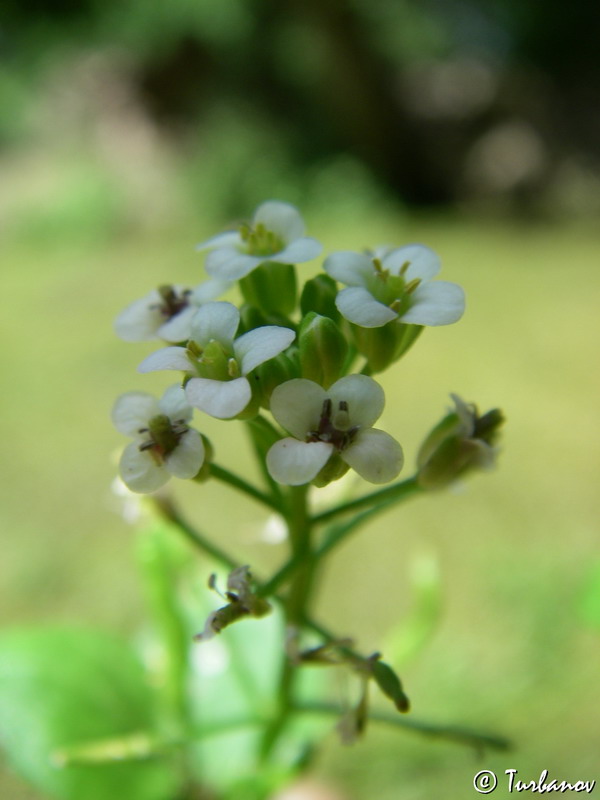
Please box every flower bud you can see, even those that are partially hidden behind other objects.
[300,274,340,322]
[312,452,350,488]
[239,262,297,316]
[299,312,348,388]
[417,395,504,490]
[352,321,422,374]
[252,350,300,409]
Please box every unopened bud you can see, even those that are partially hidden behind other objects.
[300,274,340,322]
[253,350,300,409]
[299,312,348,388]
[239,262,297,316]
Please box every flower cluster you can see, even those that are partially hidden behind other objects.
[112,200,488,495]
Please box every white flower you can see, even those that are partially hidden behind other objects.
[266,375,403,486]
[112,385,205,493]
[114,279,231,343]
[197,200,323,281]
[138,302,295,419]
[323,244,465,328]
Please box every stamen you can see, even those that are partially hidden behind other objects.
[404,278,421,295]
[372,258,389,282]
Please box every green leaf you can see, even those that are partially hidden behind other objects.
[0,627,181,800]
[371,660,410,713]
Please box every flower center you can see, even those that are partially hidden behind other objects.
[369,259,421,316]
[138,414,188,464]
[186,340,239,381]
[307,399,359,451]
[239,222,285,257]
[153,285,192,320]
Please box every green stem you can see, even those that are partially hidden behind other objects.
[245,415,285,502]
[154,496,238,571]
[260,485,314,762]
[295,702,511,752]
[209,463,280,512]
[312,475,422,526]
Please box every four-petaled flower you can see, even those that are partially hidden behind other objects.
[114,279,231,343]
[324,244,465,328]
[112,385,205,493]
[197,200,323,281]
[138,301,295,419]
[266,375,404,486]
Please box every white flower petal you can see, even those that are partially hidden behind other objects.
[138,346,191,374]
[119,442,169,493]
[205,248,261,281]
[196,230,242,251]
[382,244,441,281]
[114,291,164,342]
[112,392,160,436]
[185,376,251,419]
[158,384,193,423]
[158,305,197,342]
[399,281,465,326]
[234,326,295,375]
[166,429,205,479]
[335,286,398,328]
[190,301,239,349]
[323,251,374,286]
[327,375,385,428]
[275,237,322,264]
[253,201,305,243]
[270,379,327,439]
[341,428,403,484]
[192,278,233,303]
[267,439,333,485]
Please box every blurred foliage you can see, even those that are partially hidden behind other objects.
[2,0,600,232]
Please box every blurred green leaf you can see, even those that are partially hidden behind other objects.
[0,627,180,800]
[578,562,600,630]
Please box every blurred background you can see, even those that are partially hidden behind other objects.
[1,0,599,798]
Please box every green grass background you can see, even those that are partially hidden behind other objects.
[1,211,598,799]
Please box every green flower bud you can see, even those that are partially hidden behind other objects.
[352,320,423,374]
[370,659,410,713]
[238,303,295,336]
[300,274,340,321]
[299,312,348,388]
[239,262,297,317]
[312,452,350,488]
[193,434,214,482]
[417,395,504,490]
[252,349,300,409]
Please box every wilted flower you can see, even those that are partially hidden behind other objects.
[112,385,205,493]
[195,566,271,642]
[417,394,504,489]
[324,244,465,328]
[114,279,231,343]
[138,302,295,419]
[266,375,403,486]
[197,200,322,281]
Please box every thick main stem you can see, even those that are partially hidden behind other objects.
[260,485,314,762]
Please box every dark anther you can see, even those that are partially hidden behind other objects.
[151,285,193,320]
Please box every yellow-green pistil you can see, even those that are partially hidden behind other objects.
[186,340,239,381]
[239,222,285,256]
[370,258,421,316]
